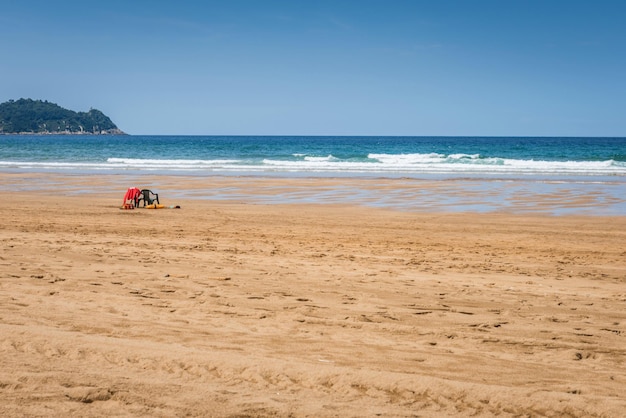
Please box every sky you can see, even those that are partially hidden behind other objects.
[1,0,625,136]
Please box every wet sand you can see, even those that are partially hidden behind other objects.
[3,172,626,215]
[1,174,625,417]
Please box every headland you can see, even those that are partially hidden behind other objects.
[0,98,125,135]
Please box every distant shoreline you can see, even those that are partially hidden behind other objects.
[0,129,126,135]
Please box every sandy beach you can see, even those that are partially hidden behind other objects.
[1,174,625,417]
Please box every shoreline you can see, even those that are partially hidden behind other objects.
[2,136,625,178]
[2,172,625,216]
[1,184,625,416]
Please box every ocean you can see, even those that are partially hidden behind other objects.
[2,135,625,214]
[1,135,625,177]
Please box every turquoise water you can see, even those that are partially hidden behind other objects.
[1,135,625,178]
[2,135,625,214]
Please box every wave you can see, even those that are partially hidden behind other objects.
[107,158,241,167]
[303,155,339,162]
[0,153,624,176]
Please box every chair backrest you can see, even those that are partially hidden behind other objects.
[141,189,156,203]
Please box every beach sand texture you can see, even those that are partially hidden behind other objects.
[1,178,625,417]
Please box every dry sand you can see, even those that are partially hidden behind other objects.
[1,174,625,417]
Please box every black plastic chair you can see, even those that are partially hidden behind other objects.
[138,189,159,206]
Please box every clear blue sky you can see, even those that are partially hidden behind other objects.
[1,0,625,136]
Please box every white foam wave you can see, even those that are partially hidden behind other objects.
[304,155,338,162]
[107,158,240,166]
[448,153,481,160]
[263,154,626,176]
[369,153,445,164]
[1,154,624,176]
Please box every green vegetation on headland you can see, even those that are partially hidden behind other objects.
[0,98,125,135]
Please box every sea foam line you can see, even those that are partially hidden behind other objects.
[0,154,624,176]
